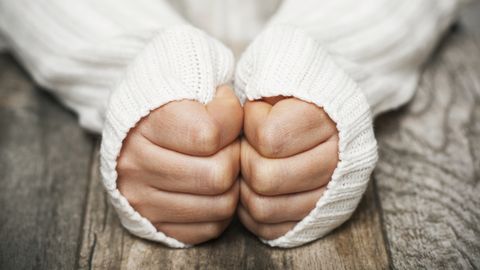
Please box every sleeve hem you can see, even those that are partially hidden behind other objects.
[235,25,378,248]
[99,25,234,248]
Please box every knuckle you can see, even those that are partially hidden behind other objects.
[257,224,277,240]
[116,153,137,174]
[247,195,273,223]
[319,110,338,134]
[205,159,235,195]
[249,161,277,195]
[117,179,143,210]
[255,121,286,157]
[216,192,238,220]
[325,138,340,174]
[116,134,146,176]
[319,108,333,124]
[189,119,221,155]
[204,222,227,239]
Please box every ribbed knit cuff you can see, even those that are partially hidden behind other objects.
[235,25,378,247]
[100,25,234,248]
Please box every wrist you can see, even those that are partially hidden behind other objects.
[236,25,378,247]
[100,25,234,247]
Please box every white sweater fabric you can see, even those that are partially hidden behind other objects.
[0,0,234,248]
[101,27,234,248]
[235,0,462,248]
[0,0,463,248]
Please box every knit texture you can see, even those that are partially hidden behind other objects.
[0,1,235,247]
[0,0,187,132]
[101,26,234,248]
[0,0,464,249]
[236,26,378,247]
[235,0,462,247]
[267,0,461,117]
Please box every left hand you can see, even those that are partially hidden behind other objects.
[116,85,243,245]
[239,96,339,240]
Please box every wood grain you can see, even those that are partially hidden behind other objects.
[76,1,390,269]
[2,1,479,269]
[77,144,389,269]
[0,54,95,269]
[374,27,480,269]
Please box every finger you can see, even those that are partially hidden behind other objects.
[238,204,296,240]
[241,136,338,196]
[206,84,244,148]
[138,85,241,156]
[118,134,240,195]
[122,180,239,223]
[154,218,232,245]
[243,99,272,147]
[138,99,215,156]
[244,97,337,158]
[240,180,324,223]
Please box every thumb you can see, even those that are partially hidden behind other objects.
[206,84,244,148]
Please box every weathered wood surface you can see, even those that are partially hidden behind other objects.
[77,1,389,269]
[77,145,389,270]
[1,1,480,269]
[374,24,480,269]
[0,55,96,269]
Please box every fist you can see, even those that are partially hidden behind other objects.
[239,97,339,240]
[116,85,243,245]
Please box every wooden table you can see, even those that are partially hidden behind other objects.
[1,1,479,269]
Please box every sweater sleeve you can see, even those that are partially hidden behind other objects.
[0,0,234,248]
[235,0,463,248]
[0,0,232,132]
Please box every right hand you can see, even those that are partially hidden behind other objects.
[116,85,243,245]
[238,97,339,240]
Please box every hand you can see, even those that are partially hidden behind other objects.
[238,96,339,240]
[116,85,243,245]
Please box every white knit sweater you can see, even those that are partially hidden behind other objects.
[235,0,462,247]
[0,0,463,248]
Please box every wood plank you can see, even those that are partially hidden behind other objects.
[0,54,95,269]
[374,26,480,269]
[77,1,390,269]
[77,147,389,269]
